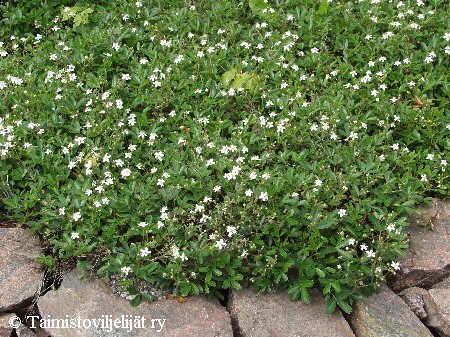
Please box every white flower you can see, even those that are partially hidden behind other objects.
[121,266,132,275]
[349,131,358,140]
[259,192,268,201]
[59,207,65,216]
[121,168,131,177]
[387,223,396,231]
[72,212,81,221]
[155,151,164,161]
[138,221,148,227]
[315,179,322,187]
[360,243,368,251]
[391,261,401,270]
[348,238,356,246]
[179,252,188,261]
[366,250,375,258]
[426,154,434,160]
[249,172,257,180]
[338,209,347,218]
[194,204,205,213]
[226,226,237,238]
[140,247,151,257]
[245,189,253,197]
[215,238,227,250]
[205,159,215,166]
[71,232,79,239]
[174,54,184,64]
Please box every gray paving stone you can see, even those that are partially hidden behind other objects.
[348,283,433,337]
[37,268,233,337]
[0,228,44,312]
[228,287,354,337]
[391,199,450,292]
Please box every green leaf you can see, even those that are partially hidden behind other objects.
[337,300,353,314]
[248,0,282,24]
[326,298,337,314]
[131,294,142,307]
[412,130,421,141]
[288,285,301,301]
[180,282,192,296]
[315,268,326,278]
[223,279,231,289]
[302,280,314,288]
[127,286,140,295]
[231,73,259,93]
[220,69,237,86]
[221,69,260,93]
[318,2,330,15]
[317,218,338,229]
[331,282,341,293]
[231,280,242,290]
[301,287,311,304]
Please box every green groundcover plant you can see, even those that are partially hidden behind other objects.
[0,0,449,313]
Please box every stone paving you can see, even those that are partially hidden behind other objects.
[1,198,449,337]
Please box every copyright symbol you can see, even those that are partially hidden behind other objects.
[9,316,21,328]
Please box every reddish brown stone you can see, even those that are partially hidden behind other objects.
[0,313,16,336]
[16,323,38,337]
[0,228,44,312]
[38,268,232,337]
[390,199,450,292]
[400,285,450,337]
[399,287,429,320]
[348,283,433,337]
[427,289,450,337]
[433,276,450,290]
[228,287,354,337]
